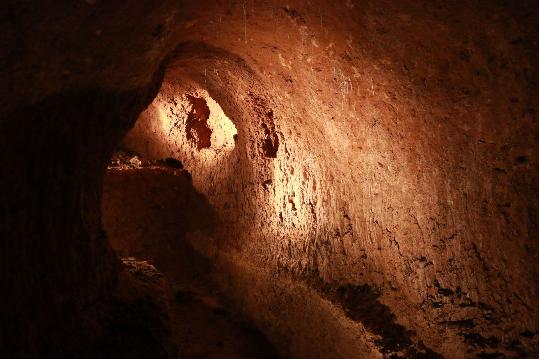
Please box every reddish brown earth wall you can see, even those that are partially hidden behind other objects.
[1,1,538,358]
[119,2,539,357]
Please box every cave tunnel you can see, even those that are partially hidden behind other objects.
[1,1,538,358]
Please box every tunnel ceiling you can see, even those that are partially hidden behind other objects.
[1,1,538,358]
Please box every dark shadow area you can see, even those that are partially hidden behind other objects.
[102,156,281,358]
[0,81,162,358]
[313,281,443,359]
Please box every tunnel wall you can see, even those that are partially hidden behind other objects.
[1,0,538,358]
[122,1,538,358]
[0,1,180,357]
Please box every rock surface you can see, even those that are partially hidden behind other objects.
[1,1,538,358]
[103,164,282,359]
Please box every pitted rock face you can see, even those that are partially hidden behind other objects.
[1,1,538,358]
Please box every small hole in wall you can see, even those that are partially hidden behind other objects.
[516,155,528,164]
[261,110,279,158]
[186,95,212,150]
[185,94,237,152]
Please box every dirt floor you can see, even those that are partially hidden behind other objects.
[102,153,281,359]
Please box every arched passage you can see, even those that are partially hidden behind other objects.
[1,2,538,359]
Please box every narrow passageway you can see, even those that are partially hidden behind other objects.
[102,152,281,359]
[2,2,538,358]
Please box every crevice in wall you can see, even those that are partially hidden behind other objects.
[185,95,212,150]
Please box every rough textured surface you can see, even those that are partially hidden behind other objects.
[119,2,539,358]
[102,164,282,359]
[1,0,538,358]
